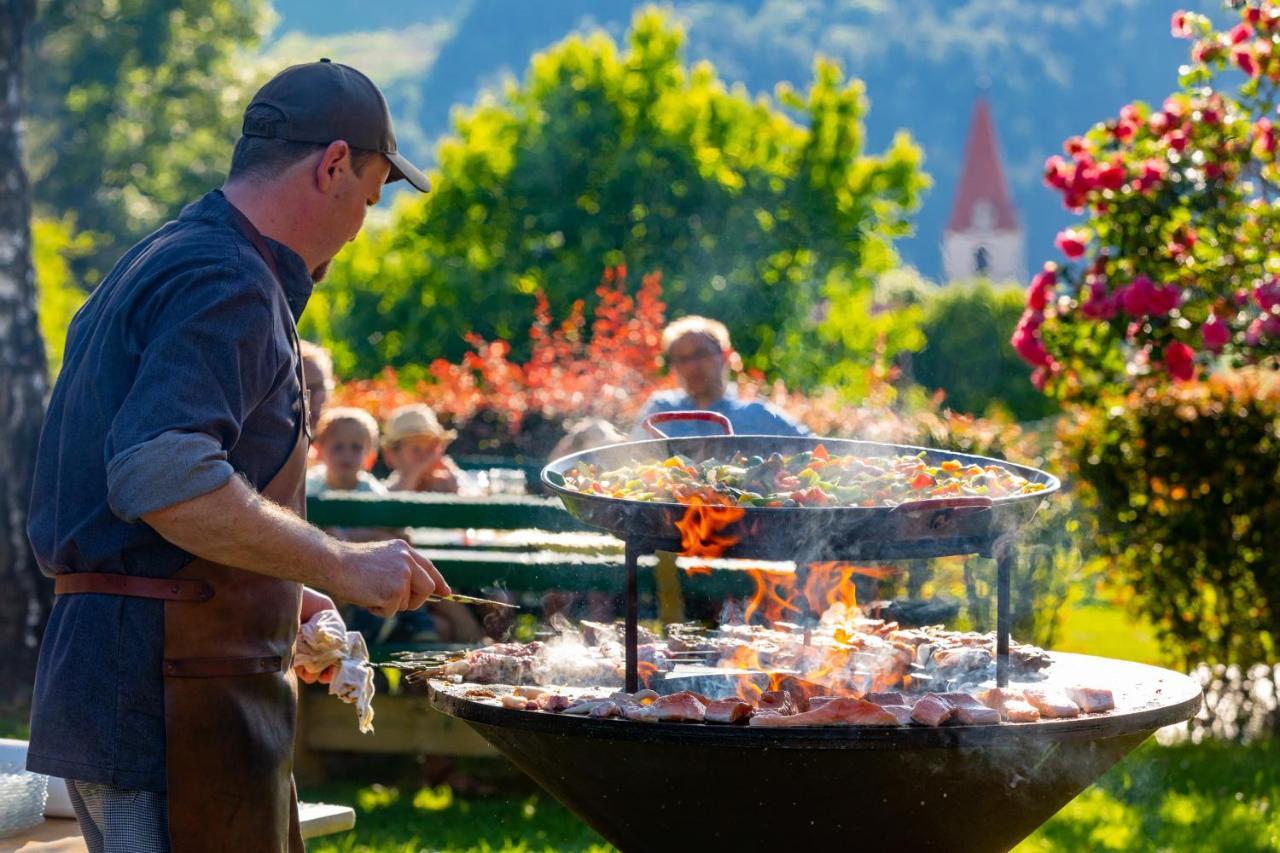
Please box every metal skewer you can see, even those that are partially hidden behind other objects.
[428,593,519,609]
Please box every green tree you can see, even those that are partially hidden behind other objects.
[26,0,268,277]
[913,280,1057,421]
[33,216,92,376]
[311,7,927,386]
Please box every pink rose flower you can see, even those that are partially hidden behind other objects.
[1081,281,1118,320]
[1097,160,1128,190]
[1234,45,1261,78]
[1011,313,1050,367]
[1163,341,1196,382]
[1043,155,1070,189]
[1135,158,1167,192]
[1120,276,1158,316]
[1149,284,1182,316]
[1246,317,1266,346]
[1055,229,1088,259]
[1025,268,1056,311]
[1200,314,1230,352]
[1254,279,1280,313]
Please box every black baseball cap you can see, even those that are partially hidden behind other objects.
[242,58,430,192]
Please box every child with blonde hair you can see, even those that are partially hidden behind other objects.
[307,407,388,496]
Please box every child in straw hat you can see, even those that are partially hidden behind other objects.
[382,404,464,493]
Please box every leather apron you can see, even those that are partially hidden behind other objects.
[55,205,311,852]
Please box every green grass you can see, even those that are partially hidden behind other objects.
[1053,601,1164,666]
[301,739,1279,852]
[302,782,612,853]
[1019,740,1280,852]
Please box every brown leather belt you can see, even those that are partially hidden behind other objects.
[55,572,214,602]
[56,574,286,678]
[162,655,285,678]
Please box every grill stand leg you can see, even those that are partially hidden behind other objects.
[995,540,1017,688]
[625,539,640,693]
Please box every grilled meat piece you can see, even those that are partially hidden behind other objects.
[499,694,528,710]
[651,691,707,722]
[776,676,821,713]
[590,700,620,719]
[537,694,573,712]
[705,699,753,724]
[976,688,1040,722]
[748,697,899,727]
[937,692,1000,725]
[460,652,534,684]
[864,691,906,707]
[879,704,915,725]
[1022,688,1081,719]
[930,647,992,673]
[563,699,610,715]
[910,694,954,727]
[757,690,797,715]
[1066,685,1115,714]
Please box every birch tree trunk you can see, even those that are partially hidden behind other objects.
[0,0,48,697]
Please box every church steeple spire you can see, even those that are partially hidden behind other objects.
[942,97,1025,282]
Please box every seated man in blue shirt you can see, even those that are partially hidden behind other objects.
[632,316,810,438]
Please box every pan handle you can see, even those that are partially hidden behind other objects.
[891,495,994,533]
[642,410,734,439]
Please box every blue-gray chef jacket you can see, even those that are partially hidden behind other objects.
[26,190,314,792]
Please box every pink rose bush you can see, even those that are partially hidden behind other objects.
[1017,2,1280,399]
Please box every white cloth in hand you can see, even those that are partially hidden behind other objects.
[295,609,376,733]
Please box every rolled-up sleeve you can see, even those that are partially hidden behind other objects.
[105,266,282,522]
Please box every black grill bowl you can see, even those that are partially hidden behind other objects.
[429,653,1200,853]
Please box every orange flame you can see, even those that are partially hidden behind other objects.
[637,660,658,689]
[673,494,744,576]
[743,569,800,624]
[715,561,910,703]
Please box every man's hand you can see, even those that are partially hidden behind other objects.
[141,476,451,617]
[328,539,450,618]
[297,588,339,684]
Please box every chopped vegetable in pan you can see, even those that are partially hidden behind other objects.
[561,445,1046,507]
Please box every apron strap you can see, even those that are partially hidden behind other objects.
[55,572,213,602]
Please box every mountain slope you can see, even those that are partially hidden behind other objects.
[267,0,1218,279]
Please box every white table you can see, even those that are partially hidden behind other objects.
[3,801,355,851]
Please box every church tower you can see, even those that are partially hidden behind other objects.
[942,98,1025,283]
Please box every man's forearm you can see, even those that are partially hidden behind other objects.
[142,475,341,590]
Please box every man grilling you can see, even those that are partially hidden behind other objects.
[25,61,447,851]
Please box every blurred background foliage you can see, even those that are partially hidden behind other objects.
[305,10,928,390]
[26,0,271,281]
